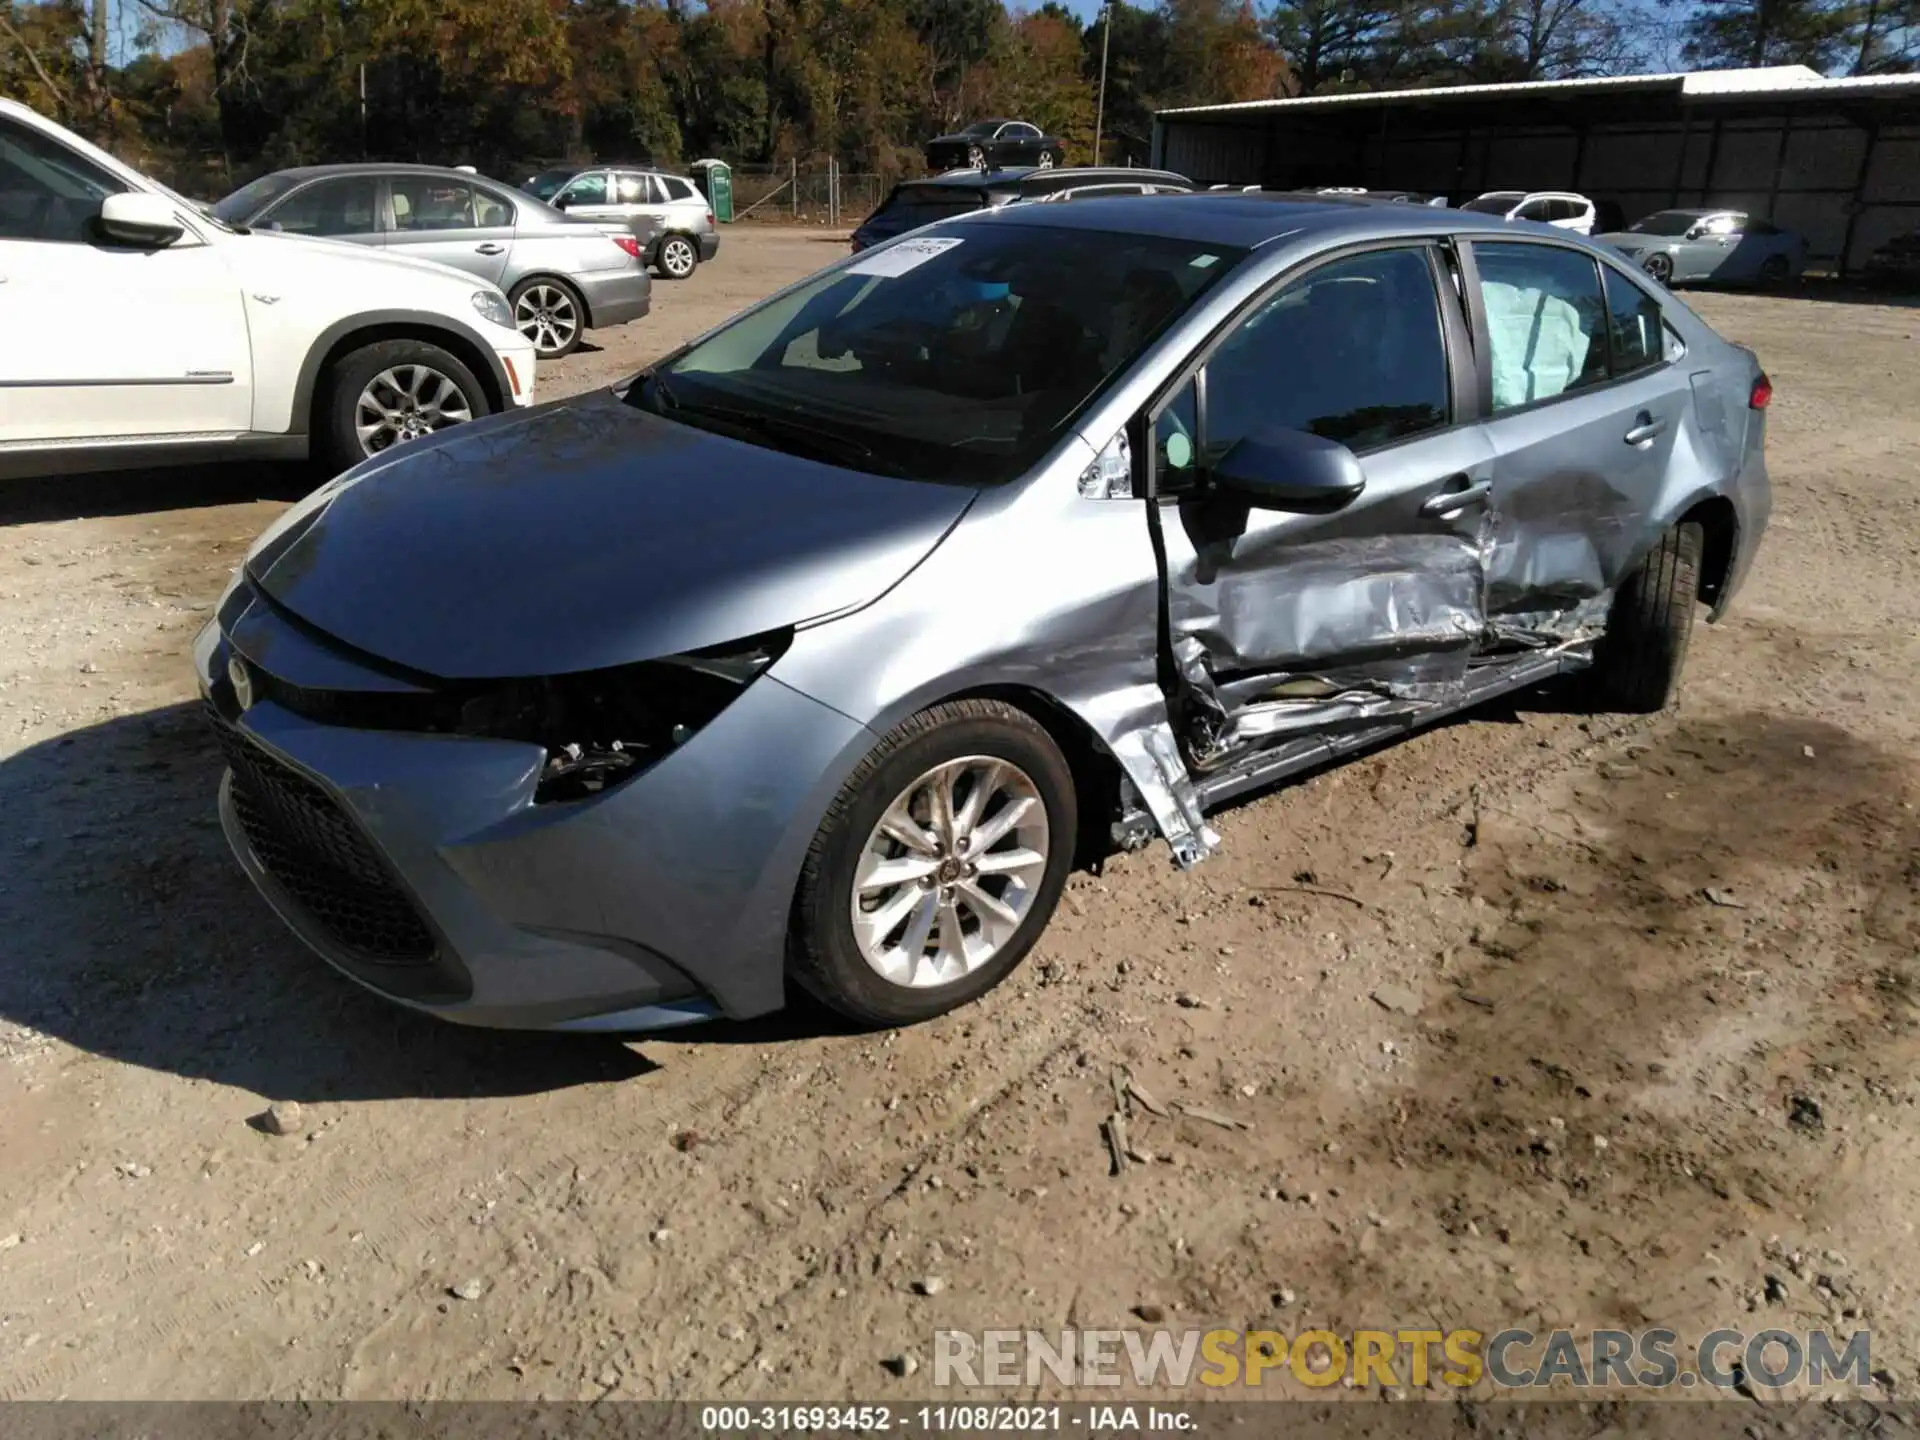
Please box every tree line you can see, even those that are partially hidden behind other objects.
[4,0,1913,197]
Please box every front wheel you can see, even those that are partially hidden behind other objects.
[318,340,489,476]
[1037,150,1056,170]
[790,699,1076,1028]
[657,234,699,280]
[1589,522,1703,714]
[1643,252,1674,285]
[966,145,986,170]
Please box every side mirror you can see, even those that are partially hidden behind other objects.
[98,192,185,247]
[551,194,571,210]
[1210,428,1365,511]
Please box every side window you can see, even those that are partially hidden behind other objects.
[1703,214,1741,237]
[391,177,475,231]
[1007,123,1041,140]
[1515,198,1554,222]
[1602,267,1664,377]
[1201,247,1451,462]
[0,117,128,243]
[1152,382,1199,493]
[614,173,655,204]
[1472,241,1609,411]
[473,186,515,227]
[561,172,610,206]
[662,176,696,201]
[259,176,377,237]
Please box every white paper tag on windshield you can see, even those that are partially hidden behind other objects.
[847,235,963,277]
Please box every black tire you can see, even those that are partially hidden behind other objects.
[966,144,986,170]
[790,699,1077,1028]
[656,234,699,280]
[508,275,585,359]
[1643,252,1674,285]
[1758,255,1791,287]
[317,339,490,477]
[1589,522,1703,714]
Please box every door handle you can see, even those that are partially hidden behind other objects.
[475,243,505,255]
[1419,477,1491,518]
[1624,416,1667,446]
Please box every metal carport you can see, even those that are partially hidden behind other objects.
[1151,66,1920,274]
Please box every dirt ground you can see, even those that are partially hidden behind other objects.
[1,227,1917,1406]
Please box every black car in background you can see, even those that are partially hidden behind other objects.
[1864,230,1920,285]
[851,167,1193,253]
[924,119,1067,172]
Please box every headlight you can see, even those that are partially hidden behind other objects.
[453,630,793,804]
[471,289,514,329]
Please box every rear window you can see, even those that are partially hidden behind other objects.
[1463,193,1523,214]
[662,176,696,201]
[523,169,573,202]
[879,185,987,226]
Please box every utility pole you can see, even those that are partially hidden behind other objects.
[359,63,368,158]
[1093,0,1113,166]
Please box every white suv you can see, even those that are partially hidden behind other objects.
[1461,190,1598,235]
[0,101,537,481]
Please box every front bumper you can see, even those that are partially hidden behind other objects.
[578,268,652,329]
[195,605,870,1030]
[493,337,537,407]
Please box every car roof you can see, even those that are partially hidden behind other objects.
[903,166,1190,195]
[265,162,516,184]
[960,189,1589,248]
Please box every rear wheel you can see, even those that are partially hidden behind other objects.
[790,700,1076,1028]
[966,144,986,170]
[1589,522,1703,714]
[1643,252,1674,284]
[508,276,584,359]
[1037,151,1056,170]
[657,234,699,280]
[1758,254,1791,287]
[317,340,489,476]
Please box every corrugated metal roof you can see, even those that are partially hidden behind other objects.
[1157,65,1920,120]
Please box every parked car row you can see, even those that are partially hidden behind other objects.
[1,101,538,480]
[852,165,1197,252]
[211,164,653,360]
[519,164,721,281]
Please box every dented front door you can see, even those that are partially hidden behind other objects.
[1148,243,1497,770]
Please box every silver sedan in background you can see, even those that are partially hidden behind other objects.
[1598,208,1809,287]
[214,164,653,359]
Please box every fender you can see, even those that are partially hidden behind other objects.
[283,309,514,436]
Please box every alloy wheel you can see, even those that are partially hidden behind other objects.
[513,283,579,357]
[850,756,1050,989]
[353,365,473,456]
[1037,152,1055,169]
[1643,252,1673,283]
[967,145,986,170]
[661,237,697,278]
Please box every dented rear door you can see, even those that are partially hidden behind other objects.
[1150,242,1497,770]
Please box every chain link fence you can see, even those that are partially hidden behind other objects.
[724,163,887,226]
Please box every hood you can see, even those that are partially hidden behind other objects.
[233,227,485,288]
[244,390,977,679]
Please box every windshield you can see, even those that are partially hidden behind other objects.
[213,173,297,224]
[523,169,573,201]
[876,185,986,226]
[1462,193,1522,214]
[1629,211,1705,236]
[632,222,1247,485]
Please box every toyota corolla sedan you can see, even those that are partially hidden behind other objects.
[198,194,1771,1034]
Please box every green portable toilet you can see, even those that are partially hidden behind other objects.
[692,159,733,223]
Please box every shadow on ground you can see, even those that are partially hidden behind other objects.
[0,702,856,1103]
[0,460,323,528]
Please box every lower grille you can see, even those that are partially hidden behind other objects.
[207,705,437,965]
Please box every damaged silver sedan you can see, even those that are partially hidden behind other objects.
[198,193,1771,1031]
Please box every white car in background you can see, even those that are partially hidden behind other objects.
[1461,190,1599,234]
[0,99,536,481]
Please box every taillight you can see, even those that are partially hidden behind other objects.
[611,234,642,261]
[1750,373,1773,409]
[705,212,714,226]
